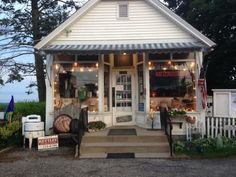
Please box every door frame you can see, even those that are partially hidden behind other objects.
[111,68,136,126]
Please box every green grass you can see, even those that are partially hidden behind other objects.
[176,147,236,159]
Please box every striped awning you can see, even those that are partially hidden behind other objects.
[43,42,204,54]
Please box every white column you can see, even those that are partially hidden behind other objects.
[144,52,150,113]
[98,55,104,114]
[45,54,54,135]
[195,50,206,136]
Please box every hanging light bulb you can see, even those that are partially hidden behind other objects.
[73,62,78,67]
[163,67,167,71]
[174,65,178,70]
[168,60,172,65]
[190,62,195,68]
[96,62,99,68]
[55,64,59,70]
[80,68,84,72]
[148,61,151,66]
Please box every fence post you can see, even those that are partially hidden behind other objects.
[207,117,210,138]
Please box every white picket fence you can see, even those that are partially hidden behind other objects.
[206,117,236,138]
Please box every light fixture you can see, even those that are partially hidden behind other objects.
[123,52,127,55]
[73,62,78,67]
[163,67,167,71]
[174,65,178,70]
[71,68,74,72]
[96,63,99,68]
[183,68,187,71]
[80,68,84,72]
[167,60,172,65]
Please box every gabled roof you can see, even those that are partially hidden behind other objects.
[34,0,216,50]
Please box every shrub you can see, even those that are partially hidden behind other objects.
[0,120,21,140]
[88,121,106,130]
[14,102,46,122]
[0,103,7,112]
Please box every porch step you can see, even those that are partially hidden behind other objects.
[82,135,168,143]
[79,127,171,158]
[80,142,169,154]
[79,152,171,159]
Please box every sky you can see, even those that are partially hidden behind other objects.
[0,51,38,103]
[0,76,38,103]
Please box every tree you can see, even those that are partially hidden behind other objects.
[0,0,80,101]
[163,0,236,94]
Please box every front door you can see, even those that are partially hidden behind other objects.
[112,70,135,125]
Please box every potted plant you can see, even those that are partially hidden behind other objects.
[168,108,187,118]
[88,121,106,132]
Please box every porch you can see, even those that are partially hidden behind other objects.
[79,126,170,159]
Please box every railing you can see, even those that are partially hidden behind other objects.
[160,107,173,157]
[75,106,88,157]
[206,117,236,138]
[166,115,173,156]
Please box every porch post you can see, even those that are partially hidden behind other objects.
[45,54,54,135]
[98,54,104,115]
[144,52,150,113]
[195,50,206,136]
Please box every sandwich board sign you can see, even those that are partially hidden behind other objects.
[38,135,59,150]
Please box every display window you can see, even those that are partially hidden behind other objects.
[149,58,196,112]
[53,55,98,112]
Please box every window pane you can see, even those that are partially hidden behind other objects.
[119,4,128,18]
[149,61,196,111]
[54,61,98,112]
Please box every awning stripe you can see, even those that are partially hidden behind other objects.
[43,42,204,53]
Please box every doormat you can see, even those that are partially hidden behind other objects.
[106,153,135,159]
[108,129,137,136]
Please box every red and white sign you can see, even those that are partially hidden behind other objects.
[156,70,188,77]
[38,135,59,150]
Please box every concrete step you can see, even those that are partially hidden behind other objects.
[79,152,171,159]
[80,142,170,154]
[82,135,168,143]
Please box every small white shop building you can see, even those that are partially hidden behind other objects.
[35,0,215,135]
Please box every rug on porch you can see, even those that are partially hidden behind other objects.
[108,128,137,136]
[106,153,135,159]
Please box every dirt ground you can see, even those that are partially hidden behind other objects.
[0,147,236,177]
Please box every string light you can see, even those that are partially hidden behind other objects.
[190,62,195,68]
[55,64,59,70]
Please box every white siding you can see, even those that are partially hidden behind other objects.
[50,0,196,45]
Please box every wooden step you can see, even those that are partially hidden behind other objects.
[82,135,168,143]
[80,142,170,154]
[79,152,171,159]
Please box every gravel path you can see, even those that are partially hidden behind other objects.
[0,147,236,177]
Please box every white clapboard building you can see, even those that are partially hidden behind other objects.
[35,0,215,136]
